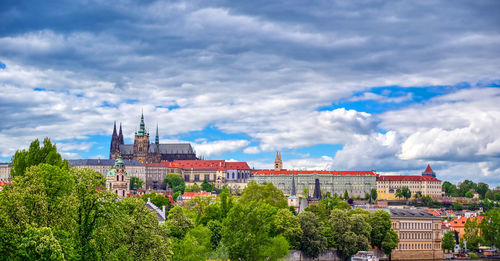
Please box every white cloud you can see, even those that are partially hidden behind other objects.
[192,140,250,158]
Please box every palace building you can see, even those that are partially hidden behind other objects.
[376,165,442,200]
[109,113,198,163]
[253,153,377,197]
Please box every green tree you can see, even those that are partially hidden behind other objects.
[481,208,500,248]
[381,229,399,256]
[164,173,185,194]
[326,210,371,260]
[442,231,456,252]
[129,177,144,191]
[173,225,211,261]
[476,183,489,199]
[220,186,233,218]
[258,235,290,261]
[17,226,64,261]
[442,181,458,197]
[273,208,303,248]
[298,211,327,258]
[222,201,286,260]
[400,186,411,201]
[370,188,378,201]
[142,191,171,209]
[207,220,223,249]
[465,191,474,198]
[167,206,194,239]
[344,189,349,200]
[414,191,423,199]
[458,180,477,197]
[451,200,464,211]
[463,217,483,251]
[368,210,392,249]
[240,180,287,209]
[422,195,433,206]
[201,178,213,192]
[11,138,69,178]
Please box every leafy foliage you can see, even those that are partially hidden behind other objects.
[298,211,327,258]
[240,180,288,208]
[11,138,68,178]
[273,208,302,248]
[164,173,185,194]
[442,231,456,252]
[129,177,144,191]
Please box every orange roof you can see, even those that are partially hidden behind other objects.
[225,162,250,170]
[253,170,376,176]
[427,209,443,216]
[377,175,441,182]
[450,216,485,228]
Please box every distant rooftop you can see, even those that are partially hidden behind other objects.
[390,208,441,219]
[68,159,143,166]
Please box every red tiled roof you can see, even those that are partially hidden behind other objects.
[377,175,441,182]
[252,170,377,176]
[174,160,225,170]
[423,164,435,173]
[182,191,213,198]
[225,162,250,170]
[145,162,177,167]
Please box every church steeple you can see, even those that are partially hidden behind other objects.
[291,174,296,196]
[110,121,120,159]
[155,124,159,145]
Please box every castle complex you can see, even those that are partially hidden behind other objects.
[109,113,198,163]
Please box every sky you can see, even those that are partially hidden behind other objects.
[1,0,499,185]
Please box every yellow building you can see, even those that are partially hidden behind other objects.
[390,209,444,260]
[377,175,442,200]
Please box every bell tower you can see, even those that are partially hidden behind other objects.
[133,112,150,163]
[274,152,283,171]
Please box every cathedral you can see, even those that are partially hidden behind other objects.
[109,113,198,163]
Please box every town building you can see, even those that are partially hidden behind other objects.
[390,208,444,260]
[144,162,182,190]
[376,175,442,200]
[252,170,377,198]
[180,191,216,201]
[0,163,10,181]
[68,159,145,182]
[225,162,252,183]
[106,156,131,200]
[109,113,198,163]
[447,215,485,239]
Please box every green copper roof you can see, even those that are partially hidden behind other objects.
[135,112,149,137]
[106,168,130,177]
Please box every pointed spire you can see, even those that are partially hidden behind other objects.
[155,124,159,145]
[118,122,124,144]
[112,121,117,136]
[291,174,296,196]
[136,111,148,137]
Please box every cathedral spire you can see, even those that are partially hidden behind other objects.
[291,174,296,196]
[119,122,124,144]
[136,111,149,137]
[155,124,159,145]
[274,152,283,171]
[112,121,117,137]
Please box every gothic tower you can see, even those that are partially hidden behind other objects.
[118,122,124,145]
[274,152,283,171]
[133,112,150,163]
[109,121,121,159]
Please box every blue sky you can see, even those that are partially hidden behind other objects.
[1,0,500,185]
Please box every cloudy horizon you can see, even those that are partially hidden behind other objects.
[1,0,499,185]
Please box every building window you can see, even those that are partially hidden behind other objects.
[116,175,119,181]
[123,190,125,197]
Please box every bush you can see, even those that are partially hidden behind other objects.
[469,252,477,259]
